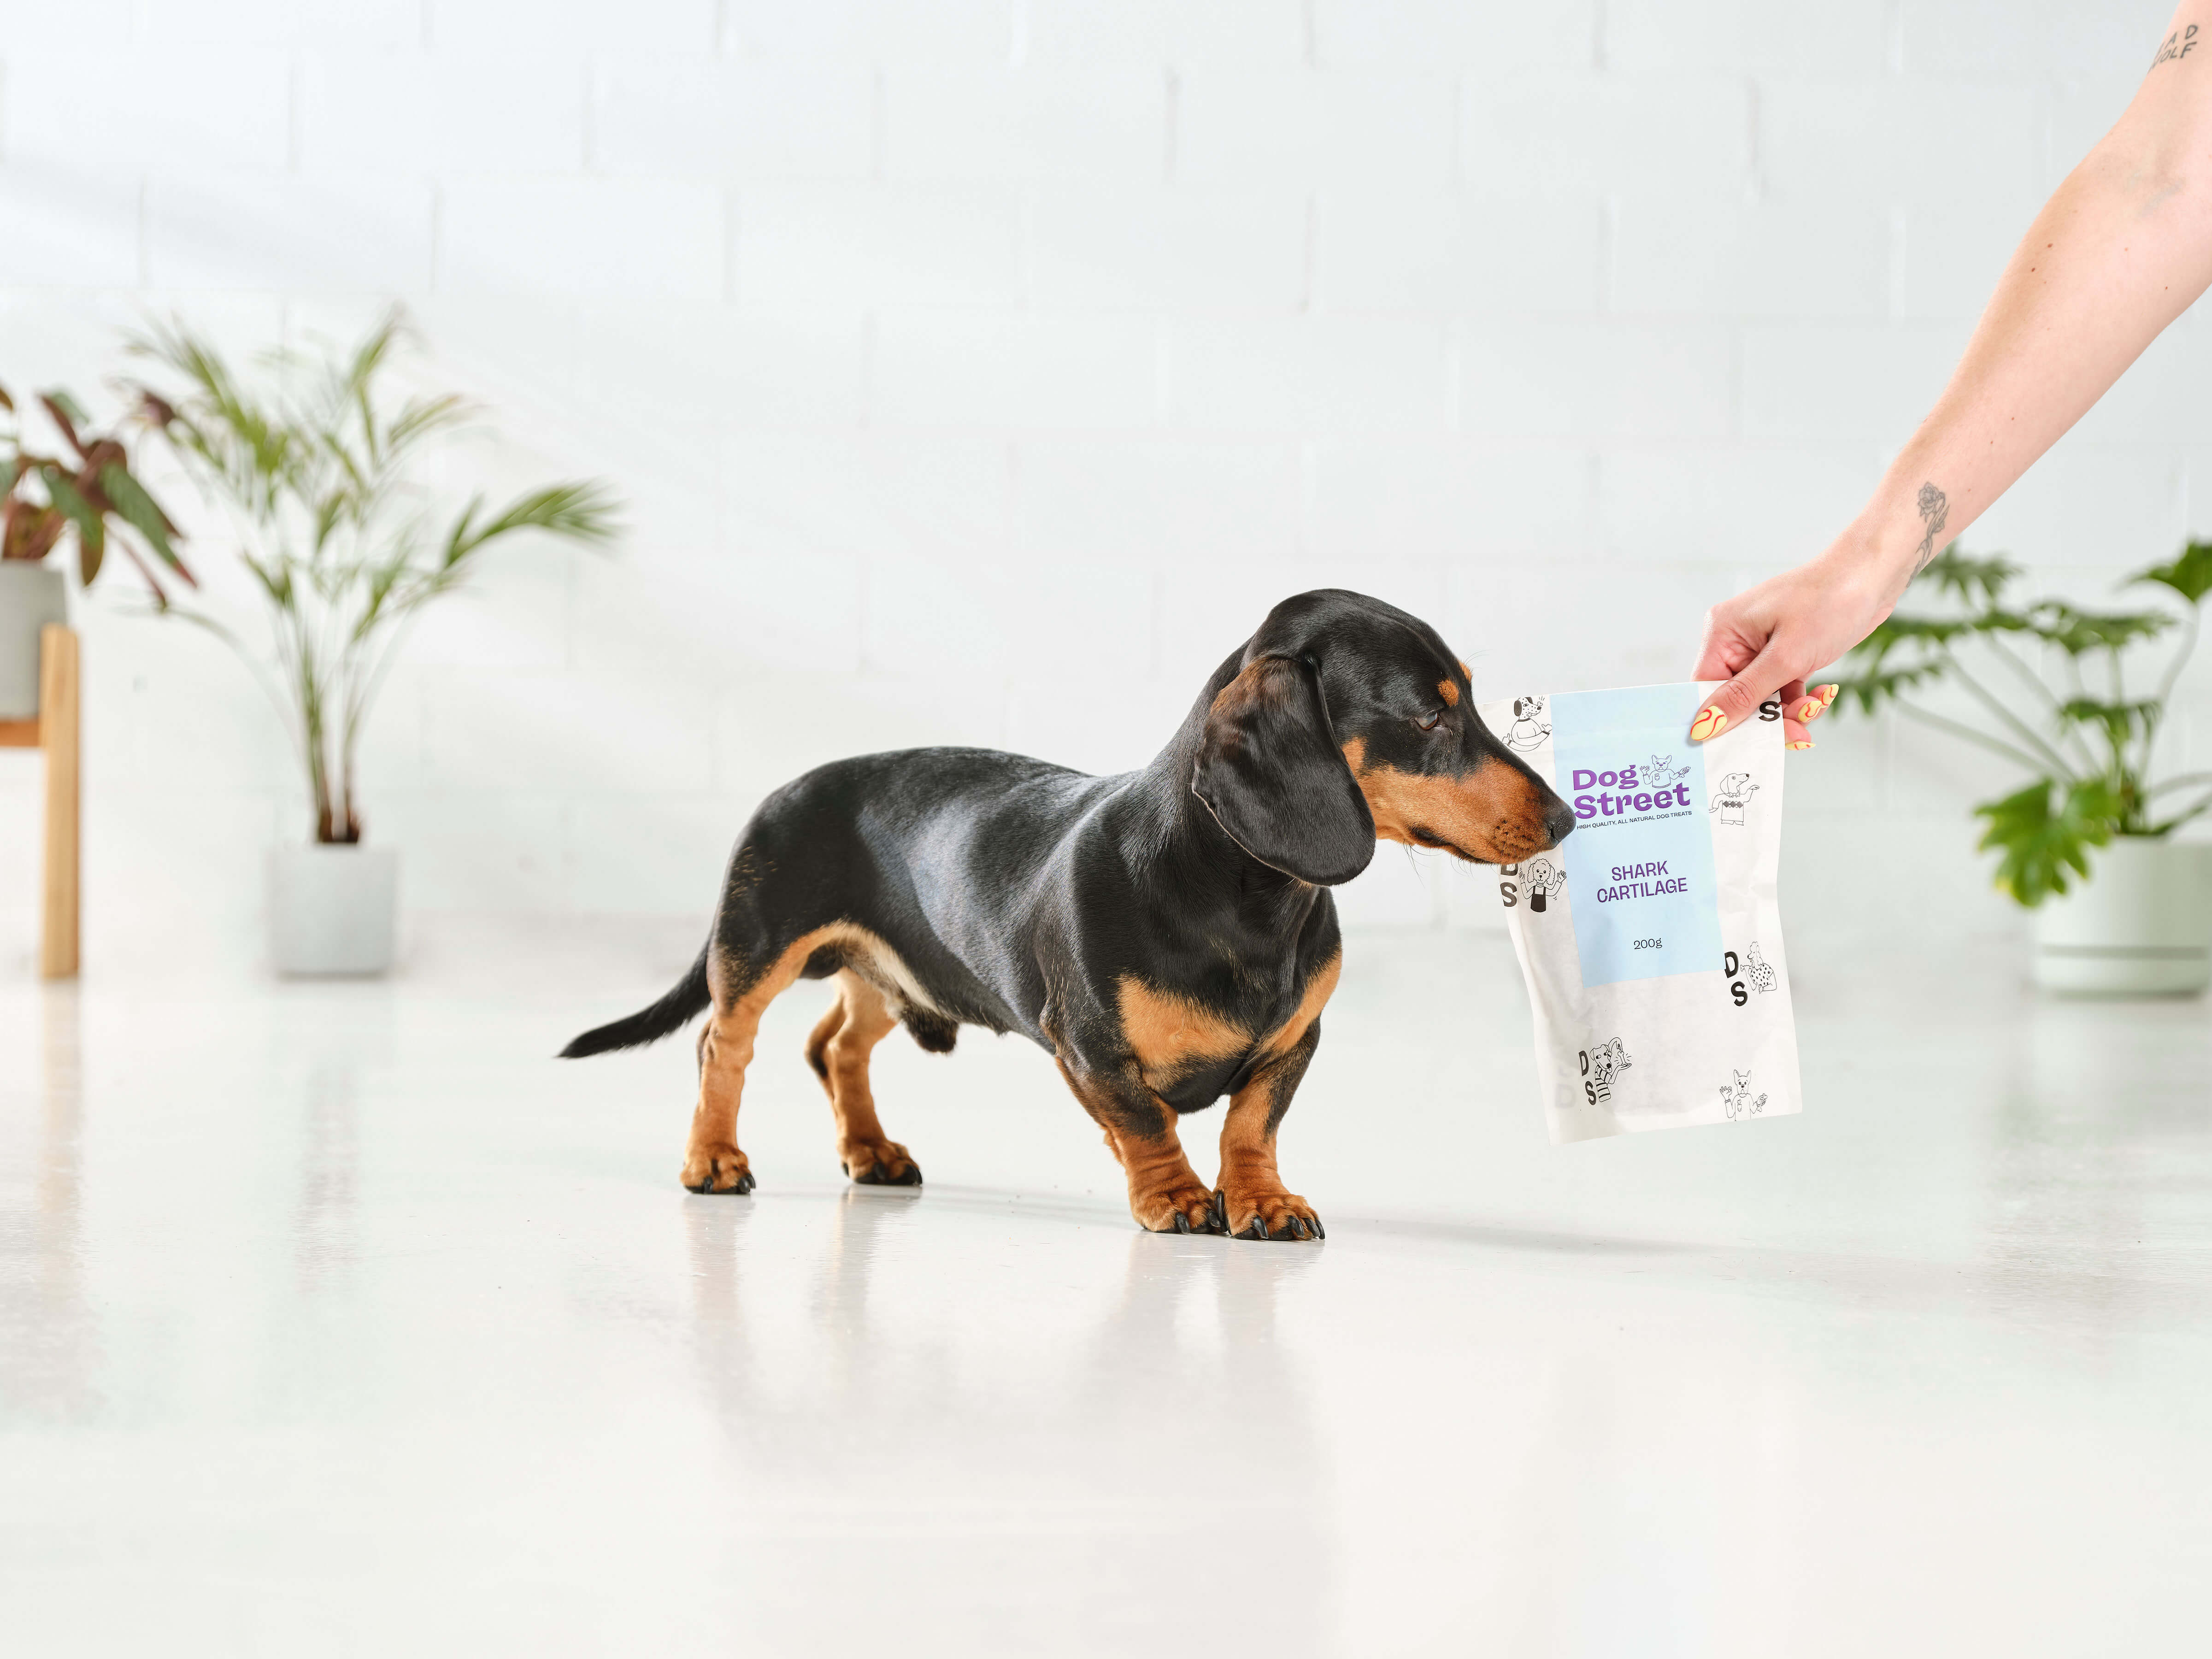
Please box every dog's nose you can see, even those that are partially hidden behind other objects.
[1541,795,1576,848]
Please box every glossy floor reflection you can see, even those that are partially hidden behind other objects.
[3,926,2209,1656]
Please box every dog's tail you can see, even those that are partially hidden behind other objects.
[558,944,712,1059]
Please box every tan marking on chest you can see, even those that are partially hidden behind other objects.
[1259,948,1341,1059]
[1118,976,1253,1083]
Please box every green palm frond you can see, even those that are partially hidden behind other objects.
[128,309,622,844]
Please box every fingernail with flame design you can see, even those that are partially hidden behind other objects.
[1816,683,1839,706]
[1689,706,1729,742]
[1794,697,1826,724]
[1787,739,1815,751]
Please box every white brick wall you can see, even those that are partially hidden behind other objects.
[0,0,2201,978]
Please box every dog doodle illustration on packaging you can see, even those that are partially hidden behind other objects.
[1645,752,1690,794]
[1719,1069,1767,1119]
[1524,857,1565,913]
[1503,695,1550,753]
[1742,941,1777,993]
[1581,1037,1631,1105]
[1709,771,1759,825]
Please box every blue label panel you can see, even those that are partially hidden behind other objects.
[1548,684,1721,986]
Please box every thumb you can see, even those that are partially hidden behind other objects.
[1689,647,1793,743]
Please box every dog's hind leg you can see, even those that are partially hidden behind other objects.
[683,935,818,1194]
[811,969,922,1187]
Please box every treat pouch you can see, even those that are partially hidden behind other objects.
[1477,682,1802,1142]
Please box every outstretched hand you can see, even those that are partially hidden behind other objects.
[1690,548,1896,747]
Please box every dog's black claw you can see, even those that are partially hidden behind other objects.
[736,1172,755,1194]
[1312,1216,1325,1240]
[1253,1215,1270,1241]
[1290,1217,1309,1240]
[1174,1213,1191,1234]
[898,1163,923,1187]
[1210,1190,1227,1231]
[839,1160,849,1177]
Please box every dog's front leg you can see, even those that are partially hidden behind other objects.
[1055,1059,1223,1235]
[1216,1023,1324,1241]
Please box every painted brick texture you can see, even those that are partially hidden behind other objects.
[0,0,2200,972]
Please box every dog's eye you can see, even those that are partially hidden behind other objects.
[1416,710,1444,732]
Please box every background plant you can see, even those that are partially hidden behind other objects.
[131,312,618,844]
[1836,543,2212,904]
[1,381,192,593]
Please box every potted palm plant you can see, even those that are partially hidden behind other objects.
[130,313,618,976]
[1836,543,2212,994]
[1,384,190,716]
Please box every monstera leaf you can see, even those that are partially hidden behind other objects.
[2134,539,2212,606]
[1972,776,2126,906]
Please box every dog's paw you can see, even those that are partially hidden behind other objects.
[682,1144,755,1194]
[841,1138,922,1187]
[1132,1182,1225,1235]
[1218,1187,1324,1242]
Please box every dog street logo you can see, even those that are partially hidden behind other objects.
[1503,695,1550,753]
[1709,770,1759,825]
[1523,857,1565,913]
[1579,1037,1631,1105]
[1721,942,1777,1005]
[1568,759,1694,824]
[1719,1068,1767,1120]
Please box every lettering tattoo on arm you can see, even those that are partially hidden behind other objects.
[2153,23,2199,67]
[1913,482,1948,574]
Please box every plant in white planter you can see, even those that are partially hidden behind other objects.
[0,382,191,717]
[129,313,618,975]
[1837,543,2212,994]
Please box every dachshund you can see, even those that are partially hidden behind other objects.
[560,589,1573,1241]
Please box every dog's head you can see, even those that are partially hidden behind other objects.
[1189,589,1573,885]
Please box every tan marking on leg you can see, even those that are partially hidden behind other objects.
[803,993,846,1082]
[685,922,862,1193]
[1116,975,1252,1092]
[811,969,920,1185]
[1056,1059,1217,1233]
[1217,1053,1322,1241]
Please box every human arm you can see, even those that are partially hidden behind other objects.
[1692,3,2212,743]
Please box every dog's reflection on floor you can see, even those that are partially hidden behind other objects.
[680,1189,1331,1642]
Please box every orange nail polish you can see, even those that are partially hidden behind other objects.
[1689,706,1729,741]
[1787,739,1814,751]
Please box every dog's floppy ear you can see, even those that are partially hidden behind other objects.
[1191,655,1375,886]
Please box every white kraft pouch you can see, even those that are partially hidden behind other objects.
[1477,682,1802,1142]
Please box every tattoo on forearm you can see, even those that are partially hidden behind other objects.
[1913,482,1948,573]
[2153,23,2198,67]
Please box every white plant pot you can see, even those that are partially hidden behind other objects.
[269,845,398,977]
[0,563,70,720]
[2032,837,2212,996]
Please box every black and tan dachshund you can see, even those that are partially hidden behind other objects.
[561,589,1572,1240]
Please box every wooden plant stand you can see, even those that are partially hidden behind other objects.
[0,624,81,978]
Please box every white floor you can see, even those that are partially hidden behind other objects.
[3,922,2209,1657]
